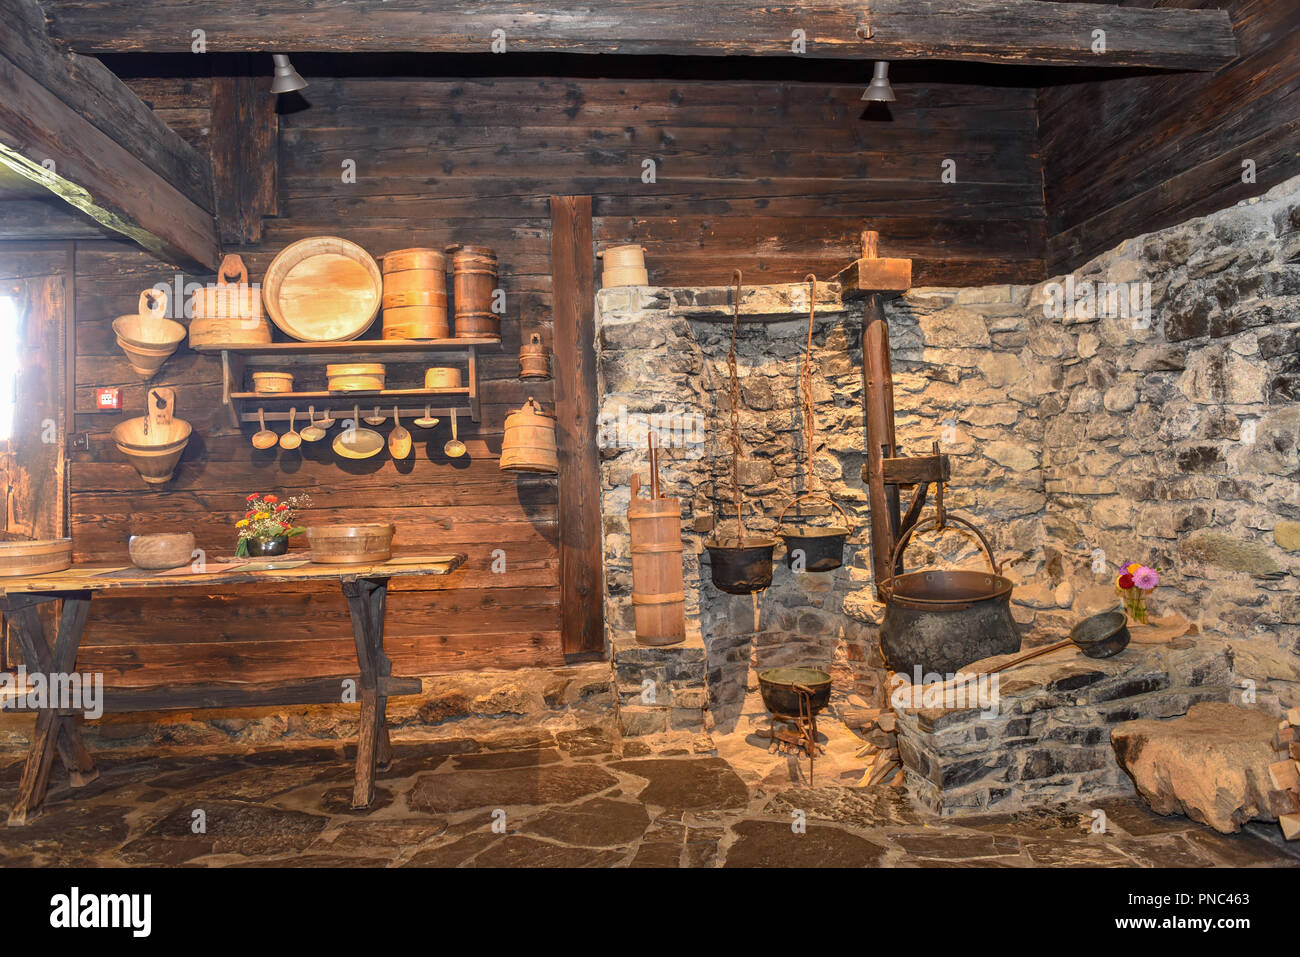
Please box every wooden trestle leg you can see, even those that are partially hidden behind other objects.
[342,576,392,809]
[4,591,97,826]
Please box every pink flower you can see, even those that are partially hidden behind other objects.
[1133,566,1159,590]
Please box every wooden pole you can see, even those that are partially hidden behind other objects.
[550,196,604,658]
[859,230,902,596]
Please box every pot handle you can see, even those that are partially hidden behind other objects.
[777,490,850,531]
[882,513,1001,598]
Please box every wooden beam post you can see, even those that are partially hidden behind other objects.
[0,0,220,271]
[550,195,604,658]
[211,62,279,246]
[39,0,1236,70]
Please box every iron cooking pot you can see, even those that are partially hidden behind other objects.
[880,515,1021,676]
[758,667,832,716]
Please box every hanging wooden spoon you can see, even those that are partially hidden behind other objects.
[444,407,466,458]
[251,407,278,450]
[279,407,302,450]
[389,406,412,459]
[301,406,327,443]
[317,408,336,429]
[413,404,439,429]
[364,405,386,426]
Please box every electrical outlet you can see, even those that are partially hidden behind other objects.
[68,432,89,452]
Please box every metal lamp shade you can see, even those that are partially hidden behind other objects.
[271,54,308,94]
[861,61,895,102]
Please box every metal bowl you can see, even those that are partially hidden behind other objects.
[1069,610,1131,659]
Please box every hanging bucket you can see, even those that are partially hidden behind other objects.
[113,289,185,378]
[880,514,1021,676]
[500,397,558,474]
[705,537,777,595]
[777,492,851,572]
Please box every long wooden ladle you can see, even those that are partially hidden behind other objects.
[444,407,466,458]
[251,407,278,450]
[389,406,412,459]
[279,407,302,450]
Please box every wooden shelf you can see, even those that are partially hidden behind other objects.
[215,340,485,429]
[192,336,500,355]
[231,387,470,400]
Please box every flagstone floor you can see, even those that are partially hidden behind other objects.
[1,729,1297,868]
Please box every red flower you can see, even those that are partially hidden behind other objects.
[1118,574,1135,589]
[280,521,290,529]
[276,503,288,512]
[245,493,258,502]
[245,511,254,519]
[264,494,278,505]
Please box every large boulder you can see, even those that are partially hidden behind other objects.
[1111,702,1279,833]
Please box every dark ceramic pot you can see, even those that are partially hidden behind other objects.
[245,535,289,558]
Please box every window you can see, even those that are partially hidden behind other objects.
[0,295,17,441]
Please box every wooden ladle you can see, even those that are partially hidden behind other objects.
[444,407,466,458]
[252,407,278,450]
[279,407,302,450]
[389,406,412,459]
[334,404,385,460]
[301,406,327,443]
[413,404,439,429]
[364,406,386,426]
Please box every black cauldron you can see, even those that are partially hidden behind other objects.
[705,538,777,594]
[758,667,832,716]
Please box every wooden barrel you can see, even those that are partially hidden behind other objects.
[598,244,646,270]
[447,243,499,339]
[382,247,448,340]
[519,332,550,379]
[189,254,271,348]
[499,397,558,474]
[628,476,686,646]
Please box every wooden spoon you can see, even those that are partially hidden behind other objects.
[301,406,327,443]
[252,407,278,450]
[444,407,466,458]
[279,407,302,450]
[364,406,386,426]
[317,408,336,429]
[389,406,412,459]
[413,404,439,429]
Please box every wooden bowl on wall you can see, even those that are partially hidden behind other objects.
[263,236,382,342]
[0,539,73,577]
[128,532,196,570]
[305,524,395,564]
[111,416,193,485]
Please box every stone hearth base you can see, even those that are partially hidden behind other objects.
[894,637,1236,816]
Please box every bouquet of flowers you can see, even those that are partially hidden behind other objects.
[1116,562,1159,624]
[235,492,312,557]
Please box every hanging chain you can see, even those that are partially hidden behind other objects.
[728,269,744,541]
[801,273,818,493]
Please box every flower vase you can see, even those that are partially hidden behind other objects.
[239,535,289,558]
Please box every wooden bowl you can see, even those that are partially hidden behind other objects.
[252,371,294,394]
[305,524,395,564]
[263,236,382,342]
[110,416,192,485]
[128,532,196,570]
[0,538,72,577]
[327,363,386,392]
[424,367,462,389]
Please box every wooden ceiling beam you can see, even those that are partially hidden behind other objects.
[38,0,1237,70]
[0,0,220,270]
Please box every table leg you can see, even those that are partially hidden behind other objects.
[4,593,95,826]
[342,577,391,808]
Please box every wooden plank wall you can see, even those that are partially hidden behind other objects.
[64,67,1044,687]
[1038,0,1300,273]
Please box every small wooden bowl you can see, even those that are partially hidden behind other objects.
[252,371,294,394]
[424,367,462,389]
[128,532,196,570]
[305,524,395,564]
[327,363,386,392]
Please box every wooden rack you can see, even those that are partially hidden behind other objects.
[193,337,498,428]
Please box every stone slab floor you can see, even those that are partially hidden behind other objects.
[1,728,1298,868]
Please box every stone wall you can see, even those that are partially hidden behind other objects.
[596,174,1300,778]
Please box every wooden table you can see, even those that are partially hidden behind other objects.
[0,555,465,825]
